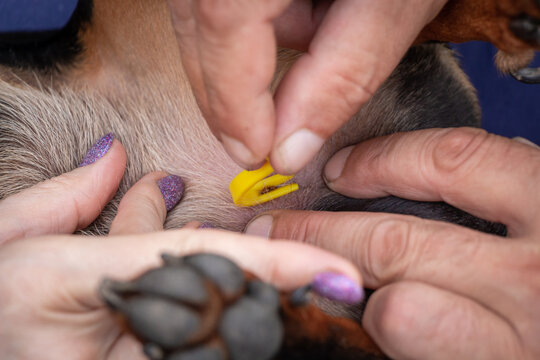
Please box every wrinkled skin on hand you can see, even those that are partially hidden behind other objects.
[249,128,540,360]
[0,139,361,360]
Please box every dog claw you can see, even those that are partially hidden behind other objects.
[289,285,312,306]
[144,343,165,360]
[166,346,225,360]
[511,66,540,83]
[510,15,540,45]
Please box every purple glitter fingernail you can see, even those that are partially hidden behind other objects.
[158,175,184,211]
[199,223,214,229]
[312,272,364,304]
[79,133,115,167]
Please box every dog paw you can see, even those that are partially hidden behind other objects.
[99,252,388,360]
[99,253,283,360]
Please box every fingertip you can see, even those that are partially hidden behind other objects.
[271,129,326,174]
[75,136,127,195]
[157,174,184,211]
[0,135,128,242]
[311,271,364,304]
[513,136,540,149]
[266,240,362,291]
[215,99,276,170]
[221,133,265,169]
[244,215,273,238]
[72,136,128,228]
[79,133,115,167]
[324,145,354,184]
[109,171,183,235]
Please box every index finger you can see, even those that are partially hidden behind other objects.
[324,128,540,236]
[186,0,292,169]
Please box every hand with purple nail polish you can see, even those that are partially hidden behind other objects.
[0,134,366,359]
[312,272,364,304]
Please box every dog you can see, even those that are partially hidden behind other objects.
[0,0,539,358]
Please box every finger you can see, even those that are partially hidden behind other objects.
[183,221,203,229]
[0,134,126,244]
[183,221,215,229]
[246,210,536,317]
[324,128,540,235]
[271,0,447,174]
[168,0,209,111]
[363,282,521,360]
[272,0,332,51]
[189,0,292,169]
[31,230,361,307]
[513,136,540,149]
[109,173,184,235]
[108,334,147,360]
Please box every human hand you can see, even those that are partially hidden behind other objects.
[0,135,361,359]
[246,128,540,359]
[167,0,448,173]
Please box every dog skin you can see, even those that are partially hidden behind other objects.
[0,0,497,233]
[0,0,535,359]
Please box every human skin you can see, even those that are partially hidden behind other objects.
[168,0,540,173]
[0,139,361,360]
[246,128,540,359]
[0,2,536,358]
[167,0,449,173]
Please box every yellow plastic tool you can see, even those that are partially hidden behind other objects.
[229,160,299,207]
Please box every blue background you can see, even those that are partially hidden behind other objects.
[0,0,77,32]
[454,42,540,145]
[0,4,537,144]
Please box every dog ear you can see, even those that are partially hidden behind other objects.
[0,0,93,72]
[417,0,540,83]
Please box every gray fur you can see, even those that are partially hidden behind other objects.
[0,44,482,235]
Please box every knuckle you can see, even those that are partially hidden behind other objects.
[432,226,482,263]
[331,67,376,113]
[144,191,166,216]
[360,218,414,284]
[41,173,75,194]
[430,127,491,182]
[196,0,237,31]
[273,211,327,247]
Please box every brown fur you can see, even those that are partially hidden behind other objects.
[418,0,540,72]
[0,2,509,358]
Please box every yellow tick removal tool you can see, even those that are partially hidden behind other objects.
[229,160,299,207]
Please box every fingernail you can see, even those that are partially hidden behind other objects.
[79,133,114,167]
[157,175,184,211]
[324,146,354,183]
[276,129,325,174]
[221,133,261,169]
[199,223,214,229]
[244,215,273,238]
[312,272,364,304]
[513,136,540,149]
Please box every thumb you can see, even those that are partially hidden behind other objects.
[0,133,126,244]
